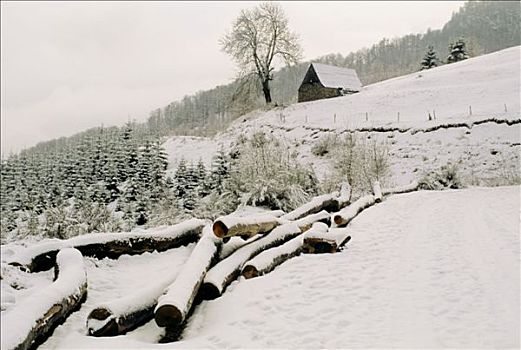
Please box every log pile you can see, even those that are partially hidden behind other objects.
[200,222,302,300]
[1,248,87,350]
[242,222,327,279]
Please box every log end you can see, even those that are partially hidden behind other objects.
[242,265,259,279]
[155,304,183,328]
[87,308,119,337]
[199,282,221,301]
[333,215,344,226]
[212,220,228,238]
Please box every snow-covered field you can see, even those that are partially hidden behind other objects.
[2,186,517,348]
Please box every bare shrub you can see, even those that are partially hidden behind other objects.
[419,162,463,190]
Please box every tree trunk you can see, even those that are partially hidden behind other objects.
[292,210,331,232]
[212,214,280,240]
[280,194,339,221]
[1,249,87,350]
[382,180,419,196]
[262,79,272,104]
[155,230,220,333]
[332,195,376,227]
[9,218,206,273]
[373,181,383,203]
[303,227,352,254]
[199,223,302,300]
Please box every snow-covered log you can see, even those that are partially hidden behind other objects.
[332,195,376,227]
[303,227,352,254]
[200,222,302,300]
[9,218,207,273]
[219,236,261,260]
[240,223,325,279]
[382,180,419,196]
[373,181,383,203]
[279,194,340,221]
[154,227,220,333]
[212,214,280,239]
[337,181,352,208]
[87,278,176,337]
[1,248,87,350]
[292,210,331,232]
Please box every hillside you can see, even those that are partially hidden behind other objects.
[165,46,520,185]
[147,1,520,136]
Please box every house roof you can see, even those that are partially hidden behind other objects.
[311,63,362,91]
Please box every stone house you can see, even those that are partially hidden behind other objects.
[298,63,362,103]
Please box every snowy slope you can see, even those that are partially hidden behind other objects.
[19,186,517,348]
[164,46,521,183]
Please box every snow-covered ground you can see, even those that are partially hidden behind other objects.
[164,46,521,184]
[1,186,514,348]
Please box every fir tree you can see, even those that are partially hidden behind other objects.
[447,38,470,63]
[421,46,439,70]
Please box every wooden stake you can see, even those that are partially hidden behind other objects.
[469,105,472,116]
[504,103,508,113]
[397,112,400,122]
[433,110,436,120]
[334,113,336,124]
[365,112,368,122]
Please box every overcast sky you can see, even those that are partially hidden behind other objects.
[1,1,464,154]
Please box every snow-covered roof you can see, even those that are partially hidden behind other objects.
[311,62,362,91]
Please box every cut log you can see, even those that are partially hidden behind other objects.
[279,194,340,221]
[292,210,331,232]
[332,195,376,227]
[8,218,207,272]
[303,227,352,254]
[154,227,221,333]
[382,180,419,195]
[1,248,87,350]
[200,222,302,300]
[212,214,280,239]
[219,236,261,260]
[373,181,383,203]
[87,279,174,337]
[241,222,327,279]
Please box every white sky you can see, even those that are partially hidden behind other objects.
[0,1,464,154]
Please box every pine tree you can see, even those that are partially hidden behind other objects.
[174,159,189,197]
[421,46,439,70]
[447,38,470,63]
[209,149,230,194]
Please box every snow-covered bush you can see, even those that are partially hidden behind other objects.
[322,134,391,196]
[228,131,318,212]
[419,163,463,190]
[311,134,338,157]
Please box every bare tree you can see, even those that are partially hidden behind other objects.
[220,2,302,104]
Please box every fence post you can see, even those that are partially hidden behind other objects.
[397,112,400,123]
[334,113,336,124]
[469,105,472,116]
[365,112,368,122]
[433,109,436,120]
[504,103,508,113]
